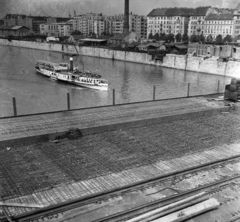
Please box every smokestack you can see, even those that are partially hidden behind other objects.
[70,57,73,72]
[123,0,129,33]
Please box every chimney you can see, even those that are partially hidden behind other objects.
[123,0,129,33]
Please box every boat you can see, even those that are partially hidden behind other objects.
[35,60,108,91]
[72,71,108,91]
[35,60,67,77]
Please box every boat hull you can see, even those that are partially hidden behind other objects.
[75,82,108,91]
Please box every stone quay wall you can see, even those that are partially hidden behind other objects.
[1,39,240,78]
[0,39,156,65]
[162,54,240,78]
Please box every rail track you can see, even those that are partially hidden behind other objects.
[5,154,240,222]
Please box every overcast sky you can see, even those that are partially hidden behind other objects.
[0,0,239,18]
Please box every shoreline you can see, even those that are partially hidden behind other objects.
[0,39,240,78]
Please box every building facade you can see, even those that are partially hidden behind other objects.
[3,14,70,34]
[73,13,105,36]
[147,8,194,39]
[233,3,240,39]
[40,23,72,37]
[188,7,213,36]
[105,13,147,39]
[204,13,233,39]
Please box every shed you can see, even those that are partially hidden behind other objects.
[79,38,108,46]
[0,26,30,37]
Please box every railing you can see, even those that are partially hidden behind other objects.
[3,81,223,119]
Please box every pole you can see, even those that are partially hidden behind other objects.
[67,93,70,110]
[187,83,190,98]
[153,85,156,101]
[12,97,17,116]
[70,57,73,72]
[217,80,220,93]
[113,89,115,106]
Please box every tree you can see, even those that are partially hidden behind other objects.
[154,33,160,41]
[223,35,232,43]
[215,34,223,45]
[182,33,189,43]
[166,33,175,43]
[175,33,182,42]
[206,35,213,43]
[148,32,153,39]
[71,30,82,35]
[190,34,198,43]
[199,34,205,43]
[160,33,166,41]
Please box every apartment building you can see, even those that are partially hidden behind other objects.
[204,13,233,39]
[188,7,213,36]
[233,3,240,38]
[147,8,194,38]
[73,13,105,36]
[40,23,72,37]
[105,13,147,39]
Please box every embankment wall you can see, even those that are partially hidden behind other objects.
[0,39,156,65]
[162,54,240,78]
[1,39,240,78]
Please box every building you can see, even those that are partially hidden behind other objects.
[73,13,105,36]
[147,8,194,39]
[40,23,73,37]
[106,13,147,39]
[3,14,33,30]
[188,6,213,36]
[3,14,70,34]
[204,13,233,39]
[0,26,30,37]
[233,3,240,39]
[108,31,139,47]
[31,16,56,34]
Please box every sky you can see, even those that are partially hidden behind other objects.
[0,0,239,18]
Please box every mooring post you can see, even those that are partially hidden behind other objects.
[113,89,115,105]
[187,83,190,98]
[67,93,70,110]
[153,85,156,101]
[217,80,220,93]
[12,97,17,116]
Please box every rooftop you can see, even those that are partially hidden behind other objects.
[190,6,212,16]
[0,25,30,30]
[205,13,233,20]
[147,7,194,17]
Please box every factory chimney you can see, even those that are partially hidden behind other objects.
[123,0,129,33]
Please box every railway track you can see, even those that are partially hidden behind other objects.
[6,154,240,222]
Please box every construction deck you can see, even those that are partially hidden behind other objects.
[0,97,229,147]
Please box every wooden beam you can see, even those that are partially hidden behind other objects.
[126,192,207,222]
[151,198,220,222]
[0,202,46,208]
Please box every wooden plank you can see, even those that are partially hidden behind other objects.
[0,201,46,208]
[151,198,220,222]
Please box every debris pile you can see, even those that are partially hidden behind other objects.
[55,128,82,140]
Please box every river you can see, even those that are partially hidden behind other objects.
[0,45,231,117]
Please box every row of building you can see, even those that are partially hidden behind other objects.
[1,3,240,41]
[147,4,240,40]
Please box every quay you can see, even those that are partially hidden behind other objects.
[0,96,229,148]
[1,96,240,221]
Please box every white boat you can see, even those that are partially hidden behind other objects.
[35,60,108,91]
[73,72,108,91]
[35,60,65,77]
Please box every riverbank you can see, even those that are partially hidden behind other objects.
[0,39,240,78]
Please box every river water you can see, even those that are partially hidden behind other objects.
[0,45,231,117]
